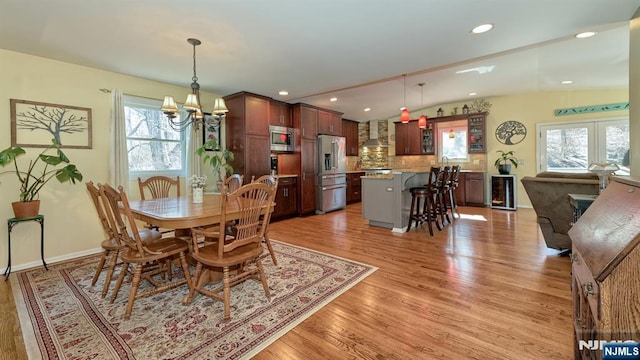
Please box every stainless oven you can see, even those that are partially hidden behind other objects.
[269,125,294,152]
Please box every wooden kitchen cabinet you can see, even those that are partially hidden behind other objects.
[299,138,317,214]
[346,172,364,203]
[467,114,486,153]
[318,109,342,136]
[395,120,422,155]
[272,176,297,219]
[269,100,292,127]
[568,177,640,360]
[342,119,359,156]
[224,92,271,181]
[453,172,485,207]
[293,104,319,140]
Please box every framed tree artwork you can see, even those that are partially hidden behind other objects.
[202,113,222,151]
[10,99,92,149]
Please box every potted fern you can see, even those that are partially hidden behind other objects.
[494,150,518,174]
[0,139,83,218]
[195,138,234,192]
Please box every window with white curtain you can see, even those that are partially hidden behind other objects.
[123,96,187,178]
[537,117,629,175]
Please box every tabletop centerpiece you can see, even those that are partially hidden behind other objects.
[189,175,207,204]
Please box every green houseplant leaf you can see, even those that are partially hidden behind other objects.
[195,139,234,186]
[494,150,519,168]
[0,139,83,202]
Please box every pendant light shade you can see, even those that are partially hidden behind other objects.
[418,83,427,129]
[449,129,456,139]
[400,74,410,123]
[418,115,427,129]
[400,108,411,123]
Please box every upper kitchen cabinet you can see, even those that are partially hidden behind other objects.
[318,109,343,136]
[225,92,270,137]
[342,119,359,156]
[395,120,423,155]
[269,100,292,127]
[293,104,318,140]
[467,114,486,153]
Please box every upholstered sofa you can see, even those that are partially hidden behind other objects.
[521,172,599,251]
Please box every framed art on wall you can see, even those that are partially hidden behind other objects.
[202,113,222,151]
[10,99,92,149]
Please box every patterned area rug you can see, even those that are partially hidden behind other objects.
[11,240,376,359]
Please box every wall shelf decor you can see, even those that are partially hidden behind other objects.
[554,102,629,116]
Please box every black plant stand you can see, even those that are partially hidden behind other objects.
[5,215,48,280]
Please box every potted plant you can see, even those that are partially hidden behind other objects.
[0,139,83,218]
[494,150,518,174]
[195,138,234,192]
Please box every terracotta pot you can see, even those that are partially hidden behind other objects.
[11,200,41,219]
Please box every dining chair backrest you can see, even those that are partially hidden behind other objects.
[450,165,461,187]
[207,182,275,258]
[86,181,116,241]
[223,174,244,194]
[138,176,180,200]
[251,174,279,191]
[100,183,148,256]
[428,166,442,190]
[439,166,452,190]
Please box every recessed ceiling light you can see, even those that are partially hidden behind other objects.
[364,108,371,112]
[278,90,289,96]
[330,97,338,102]
[469,92,477,96]
[471,24,494,34]
[561,80,573,85]
[576,31,596,39]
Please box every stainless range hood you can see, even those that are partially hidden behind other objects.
[362,120,388,147]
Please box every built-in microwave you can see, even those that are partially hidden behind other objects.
[269,125,294,152]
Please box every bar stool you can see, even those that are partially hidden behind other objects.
[447,165,461,220]
[406,167,441,235]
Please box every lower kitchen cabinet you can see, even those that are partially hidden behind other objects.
[273,176,297,219]
[454,172,485,207]
[347,172,364,203]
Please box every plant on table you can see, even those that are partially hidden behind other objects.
[494,150,518,174]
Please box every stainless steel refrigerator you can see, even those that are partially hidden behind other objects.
[316,134,347,214]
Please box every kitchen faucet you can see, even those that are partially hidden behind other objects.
[441,156,450,167]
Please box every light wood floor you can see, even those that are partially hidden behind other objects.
[0,204,573,359]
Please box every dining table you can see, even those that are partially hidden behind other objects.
[127,193,274,287]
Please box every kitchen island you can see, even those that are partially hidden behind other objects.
[361,169,432,232]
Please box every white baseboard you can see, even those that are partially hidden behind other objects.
[1,247,102,275]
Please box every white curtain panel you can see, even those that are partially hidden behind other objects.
[109,88,130,194]
[187,125,201,178]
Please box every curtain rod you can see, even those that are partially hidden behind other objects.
[98,88,164,102]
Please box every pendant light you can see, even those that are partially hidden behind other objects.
[400,74,410,123]
[418,83,427,129]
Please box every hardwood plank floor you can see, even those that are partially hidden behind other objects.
[0,204,573,359]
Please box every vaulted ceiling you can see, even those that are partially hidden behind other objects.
[1,0,638,121]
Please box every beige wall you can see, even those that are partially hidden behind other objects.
[386,88,629,207]
[0,49,219,270]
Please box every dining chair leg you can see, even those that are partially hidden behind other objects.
[431,194,443,231]
[178,253,193,293]
[124,264,143,320]
[223,266,231,321]
[256,259,271,300]
[264,231,278,266]
[101,249,119,298]
[425,196,435,236]
[448,189,458,220]
[110,261,129,304]
[183,262,203,305]
[92,250,108,286]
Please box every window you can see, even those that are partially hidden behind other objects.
[124,96,187,178]
[437,120,468,161]
[538,117,629,175]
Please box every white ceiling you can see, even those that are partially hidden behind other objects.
[1,0,638,121]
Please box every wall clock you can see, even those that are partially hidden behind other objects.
[495,120,527,145]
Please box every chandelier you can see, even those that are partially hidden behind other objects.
[161,38,229,132]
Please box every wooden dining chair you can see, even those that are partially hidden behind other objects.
[100,183,192,320]
[184,181,275,320]
[223,173,244,194]
[86,182,162,298]
[138,175,180,200]
[251,174,279,266]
